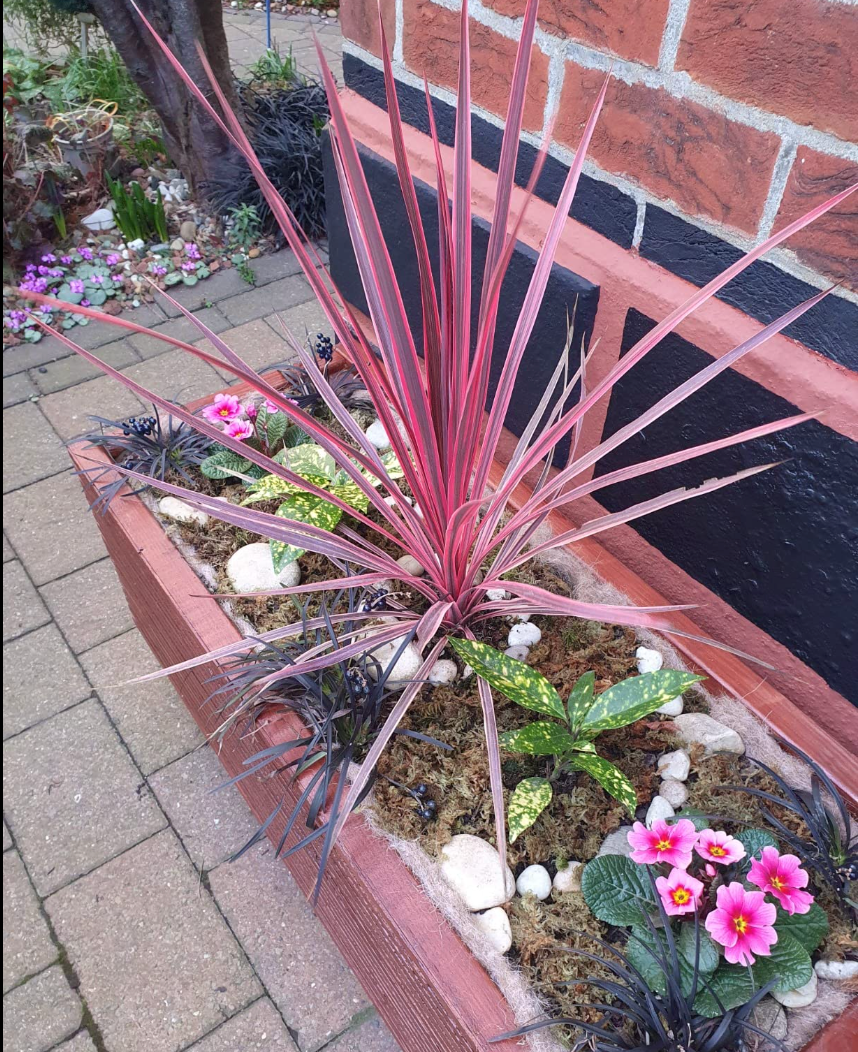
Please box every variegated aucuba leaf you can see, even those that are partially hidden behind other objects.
[508,777,552,843]
[499,721,575,757]
[330,479,371,514]
[269,492,343,571]
[569,752,637,812]
[358,448,407,488]
[566,670,596,733]
[448,638,565,720]
[281,443,337,481]
[581,669,703,733]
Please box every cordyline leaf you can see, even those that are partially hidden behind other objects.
[508,778,552,843]
[569,752,637,811]
[448,638,565,720]
[499,721,575,756]
[581,670,702,732]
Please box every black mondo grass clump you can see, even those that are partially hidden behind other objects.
[207,585,448,902]
[731,742,858,918]
[74,407,213,512]
[281,358,373,415]
[204,81,329,241]
[492,885,786,1052]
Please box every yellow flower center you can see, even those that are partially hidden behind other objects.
[734,916,749,934]
[656,839,672,851]
[672,888,691,905]
[218,408,230,417]
[709,845,727,857]
[771,876,785,890]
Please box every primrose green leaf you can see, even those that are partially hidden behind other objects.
[625,927,700,997]
[694,962,756,1017]
[581,854,658,926]
[582,670,703,733]
[737,828,779,871]
[448,638,565,720]
[568,752,637,811]
[677,923,719,975]
[775,903,828,954]
[499,722,575,756]
[199,449,254,481]
[264,408,289,449]
[751,931,813,994]
[269,493,342,571]
[508,778,552,843]
[566,671,596,731]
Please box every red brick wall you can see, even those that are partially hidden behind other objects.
[341,0,858,290]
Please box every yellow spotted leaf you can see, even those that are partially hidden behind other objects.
[569,752,637,812]
[499,722,575,757]
[508,777,552,843]
[581,670,703,733]
[269,492,343,571]
[448,638,565,720]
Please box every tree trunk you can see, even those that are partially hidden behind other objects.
[87,0,243,197]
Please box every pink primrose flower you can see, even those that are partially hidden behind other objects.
[627,818,699,869]
[224,418,254,441]
[655,867,704,916]
[705,882,777,966]
[202,393,244,426]
[748,847,814,915]
[696,829,746,867]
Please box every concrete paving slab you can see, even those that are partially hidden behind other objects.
[39,376,144,442]
[3,372,38,408]
[206,319,291,379]
[3,851,58,993]
[188,997,299,1052]
[1,965,82,1052]
[30,339,139,396]
[3,625,91,740]
[3,402,69,494]
[127,307,232,360]
[46,831,261,1052]
[3,562,50,643]
[40,559,133,654]
[52,1034,96,1052]
[325,1016,403,1052]
[3,699,166,895]
[219,275,316,328]
[122,347,224,405]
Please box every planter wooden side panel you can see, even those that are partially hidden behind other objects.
[70,442,521,1052]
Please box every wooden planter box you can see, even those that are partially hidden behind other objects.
[69,376,856,1052]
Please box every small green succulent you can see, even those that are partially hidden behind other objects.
[448,638,701,842]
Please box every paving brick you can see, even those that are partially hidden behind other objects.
[3,852,58,993]
[127,307,232,360]
[248,250,304,287]
[40,559,133,654]
[80,631,202,776]
[122,347,224,405]
[219,275,316,327]
[188,998,299,1051]
[53,1034,96,1052]
[39,376,144,442]
[3,625,91,739]
[149,746,257,870]
[3,534,13,562]
[264,298,333,356]
[3,700,166,895]
[209,845,370,1051]
[3,372,37,408]
[62,307,165,352]
[207,319,291,380]
[3,824,11,852]
[47,831,261,1052]
[3,562,50,642]
[2,403,69,494]
[3,472,106,586]
[158,268,250,317]
[325,1016,402,1052]
[29,339,139,395]
[2,339,72,379]
[1,965,82,1052]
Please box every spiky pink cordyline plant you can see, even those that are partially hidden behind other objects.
[21,0,855,878]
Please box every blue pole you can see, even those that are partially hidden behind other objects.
[266,0,272,49]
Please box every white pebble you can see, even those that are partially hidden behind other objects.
[462,665,474,679]
[508,622,542,648]
[81,207,115,232]
[158,496,208,526]
[814,960,858,981]
[486,588,509,602]
[365,419,390,450]
[552,861,583,894]
[474,906,512,954]
[516,864,552,901]
[659,778,688,808]
[645,796,676,828]
[367,638,423,686]
[504,645,530,662]
[635,646,664,674]
[395,554,425,577]
[597,827,634,858]
[226,544,301,593]
[657,697,684,717]
[127,237,145,251]
[657,749,691,782]
[440,834,515,911]
[428,659,457,686]
[773,972,818,1008]
[673,714,745,756]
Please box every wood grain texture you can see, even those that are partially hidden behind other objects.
[68,373,855,1052]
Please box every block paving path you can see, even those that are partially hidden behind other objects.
[4,238,403,1048]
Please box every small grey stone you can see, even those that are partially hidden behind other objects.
[645,795,675,827]
[552,860,583,894]
[673,713,744,756]
[179,220,198,241]
[504,645,530,662]
[814,959,858,980]
[772,971,817,1008]
[440,834,515,911]
[657,749,691,782]
[597,826,634,858]
[746,998,787,1051]
[473,906,512,954]
[659,778,689,809]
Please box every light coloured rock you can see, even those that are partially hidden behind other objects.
[158,495,208,525]
[367,638,423,686]
[486,588,509,602]
[635,646,664,674]
[504,645,530,662]
[659,778,689,808]
[396,554,425,577]
[773,972,818,1008]
[508,622,542,648]
[365,419,390,450]
[440,834,515,911]
[226,543,301,593]
[127,237,145,252]
[657,749,691,782]
[656,696,684,717]
[673,713,744,756]
[516,864,552,901]
[597,827,634,858]
[509,613,532,623]
[170,237,185,251]
[814,959,858,981]
[645,795,676,827]
[747,998,787,1051]
[82,207,115,232]
[383,494,413,507]
[462,665,474,679]
[428,659,457,686]
[179,219,197,241]
[552,861,583,894]
[474,907,512,954]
